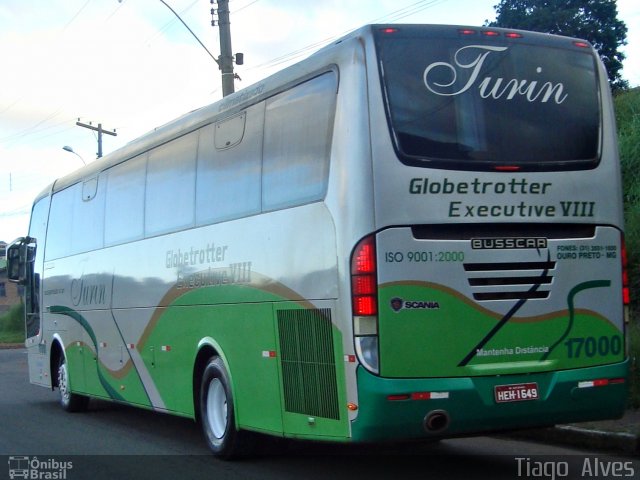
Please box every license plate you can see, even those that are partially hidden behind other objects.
[494,383,539,403]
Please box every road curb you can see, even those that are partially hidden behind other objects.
[0,343,24,349]
[508,425,639,455]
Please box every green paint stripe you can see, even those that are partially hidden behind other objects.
[50,305,126,402]
[542,280,611,360]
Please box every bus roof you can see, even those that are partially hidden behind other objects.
[40,23,593,199]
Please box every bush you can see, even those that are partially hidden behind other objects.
[616,89,640,310]
[0,302,25,343]
[629,321,640,409]
[616,87,640,407]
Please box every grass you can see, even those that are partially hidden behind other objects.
[0,302,24,344]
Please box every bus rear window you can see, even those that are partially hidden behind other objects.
[375,27,600,171]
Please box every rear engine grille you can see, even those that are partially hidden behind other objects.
[277,308,340,420]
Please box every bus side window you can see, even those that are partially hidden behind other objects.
[196,105,262,226]
[145,131,197,237]
[71,177,105,254]
[46,185,77,260]
[105,154,146,246]
[262,72,337,211]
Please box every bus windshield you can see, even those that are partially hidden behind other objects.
[375,27,600,171]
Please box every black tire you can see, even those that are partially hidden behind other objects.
[199,356,252,459]
[57,355,89,413]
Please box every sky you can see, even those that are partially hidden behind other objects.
[1,0,639,243]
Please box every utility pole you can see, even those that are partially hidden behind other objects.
[75,119,117,158]
[212,0,242,97]
[216,0,234,96]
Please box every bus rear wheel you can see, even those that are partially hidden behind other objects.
[199,356,252,459]
[56,355,89,412]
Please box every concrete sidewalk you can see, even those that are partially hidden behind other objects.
[507,409,640,455]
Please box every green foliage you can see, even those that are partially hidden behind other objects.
[616,88,640,308]
[628,321,640,409]
[0,302,24,343]
[616,87,640,407]
[615,88,640,203]
[488,0,629,91]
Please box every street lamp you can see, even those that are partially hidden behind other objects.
[62,146,86,166]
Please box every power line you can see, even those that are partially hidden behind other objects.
[158,0,220,67]
[2,0,213,150]
[234,0,263,14]
[0,98,22,116]
[104,0,125,23]
[5,124,78,149]
[0,111,68,145]
[1,0,448,152]
[144,0,200,46]
[369,0,446,23]
[0,115,74,143]
[61,0,93,32]
[0,1,97,147]
[245,0,448,74]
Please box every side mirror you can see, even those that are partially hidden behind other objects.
[6,237,33,285]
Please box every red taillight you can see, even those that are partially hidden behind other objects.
[353,296,377,316]
[351,236,378,316]
[494,165,521,171]
[380,27,398,34]
[459,29,477,36]
[573,41,590,48]
[353,238,376,274]
[483,30,500,37]
[622,237,630,305]
[505,32,523,39]
[352,275,376,295]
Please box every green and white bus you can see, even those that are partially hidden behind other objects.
[8,24,629,457]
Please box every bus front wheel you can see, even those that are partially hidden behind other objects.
[199,356,251,458]
[56,355,89,412]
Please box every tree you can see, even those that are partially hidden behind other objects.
[487,0,628,91]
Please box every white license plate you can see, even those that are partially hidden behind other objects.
[494,383,539,403]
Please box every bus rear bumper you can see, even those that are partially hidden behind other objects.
[350,360,629,442]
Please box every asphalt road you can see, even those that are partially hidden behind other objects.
[1,348,638,480]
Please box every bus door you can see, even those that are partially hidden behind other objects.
[7,236,49,382]
[7,196,50,386]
